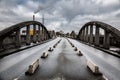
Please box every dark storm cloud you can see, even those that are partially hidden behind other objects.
[55,0,120,21]
[0,0,120,32]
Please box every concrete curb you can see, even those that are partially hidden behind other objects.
[0,39,53,58]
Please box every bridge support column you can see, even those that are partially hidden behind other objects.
[90,25,93,44]
[80,30,83,41]
[84,28,86,41]
[26,25,31,45]
[103,30,110,49]
[38,25,41,42]
[45,32,47,40]
[80,31,82,40]
[46,33,48,40]
[0,39,3,49]
[95,26,99,46]
[33,24,37,43]
[47,35,49,40]
[15,29,21,47]
[81,28,85,41]
[85,26,88,42]
[83,28,86,41]
[42,27,44,41]
[44,32,46,40]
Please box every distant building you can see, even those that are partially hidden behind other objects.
[48,30,56,38]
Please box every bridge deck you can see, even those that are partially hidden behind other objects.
[0,37,120,80]
[18,38,102,80]
[69,38,120,80]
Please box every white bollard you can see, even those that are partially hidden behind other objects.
[41,52,48,58]
[87,60,100,74]
[26,59,39,75]
[74,47,78,51]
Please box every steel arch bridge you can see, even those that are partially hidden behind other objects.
[0,21,51,51]
[77,21,120,49]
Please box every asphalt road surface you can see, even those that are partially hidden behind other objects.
[0,38,60,80]
[18,38,102,80]
[0,37,119,80]
[69,38,120,80]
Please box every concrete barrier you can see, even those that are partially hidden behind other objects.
[71,44,74,47]
[58,41,60,43]
[14,78,18,80]
[53,45,56,48]
[102,75,109,80]
[58,39,61,43]
[77,51,83,56]
[69,42,71,44]
[53,39,62,48]
[48,47,54,52]
[41,52,48,58]
[74,47,78,51]
[25,59,39,75]
[68,41,75,47]
[53,44,57,48]
[87,60,100,74]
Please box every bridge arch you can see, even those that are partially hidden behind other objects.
[77,21,120,49]
[0,21,51,51]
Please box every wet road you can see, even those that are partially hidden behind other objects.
[19,38,102,80]
[0,37,119,80]
[0,38,61,80]
[69,38,120,80]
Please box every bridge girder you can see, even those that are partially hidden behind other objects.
[0,21,51,50]
[0,21,51,39]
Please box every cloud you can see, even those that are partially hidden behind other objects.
[0,0,120,33]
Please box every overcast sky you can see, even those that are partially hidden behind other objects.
[0,0,120,33]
